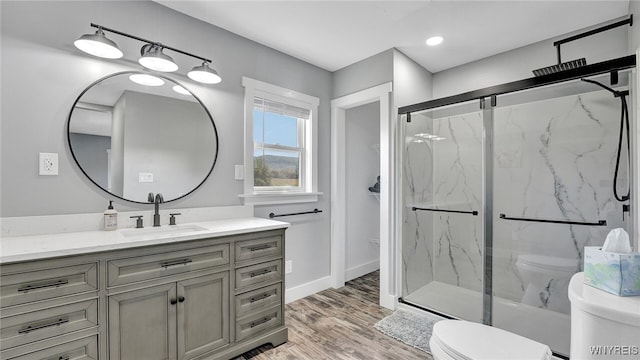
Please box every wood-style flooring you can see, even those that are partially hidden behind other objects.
[237,271,432,359]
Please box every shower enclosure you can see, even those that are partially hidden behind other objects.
[399,56,635,357]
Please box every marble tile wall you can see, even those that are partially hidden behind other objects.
[492,89,627,313]
[401,113,435,295]
[402,89,629,315]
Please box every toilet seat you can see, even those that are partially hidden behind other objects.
[430,320,552,360]
[516,254,578,273]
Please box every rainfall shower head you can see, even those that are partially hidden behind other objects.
[532,58,586,77]
[532,15,632,77]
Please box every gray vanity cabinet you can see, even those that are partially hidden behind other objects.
[177,273,229,359]
[108,283,178,360]
[0,227,287,360]
[108,273,230,360]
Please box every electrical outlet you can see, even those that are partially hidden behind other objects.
[39,153,58,176]
[285,260,293,274]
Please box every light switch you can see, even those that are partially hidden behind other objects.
[235,165,244,180]
[139,172,154,183]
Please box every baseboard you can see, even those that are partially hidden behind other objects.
[285,276,332,304]
[345,260,379,282]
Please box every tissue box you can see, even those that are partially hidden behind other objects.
[583,246,640,296]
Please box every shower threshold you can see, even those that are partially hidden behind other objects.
[403,281,570,357]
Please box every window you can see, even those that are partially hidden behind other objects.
[241,77,320,204]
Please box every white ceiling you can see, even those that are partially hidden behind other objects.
[156,1,630,73]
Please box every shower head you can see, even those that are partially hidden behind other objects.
[532,58,587,77]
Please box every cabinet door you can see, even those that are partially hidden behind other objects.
[177,273,229,360]
[108,283,177,360]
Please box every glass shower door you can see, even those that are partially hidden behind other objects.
[401,100,485,322]
[491,75,632,357]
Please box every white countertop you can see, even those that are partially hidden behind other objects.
[0,217,289,264]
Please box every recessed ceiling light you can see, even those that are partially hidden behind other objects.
[426,36,444,46]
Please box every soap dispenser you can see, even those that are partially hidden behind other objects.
[104,201,118,231]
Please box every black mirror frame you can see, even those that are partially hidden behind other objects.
[66,70,220,204]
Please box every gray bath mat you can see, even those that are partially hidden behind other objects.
[374,309,438,353]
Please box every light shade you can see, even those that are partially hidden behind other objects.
[129,73,164,86]
[139,44,178,72]
[188,62,222,84]
[74,29,123,59]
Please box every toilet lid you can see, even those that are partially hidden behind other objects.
[431,320,551,360]
[517,254,578,272]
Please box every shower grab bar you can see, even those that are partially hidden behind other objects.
[412,207,478,216]
[269,209,323,218]
[499,213,606,226]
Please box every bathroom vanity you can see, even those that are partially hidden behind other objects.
[0,218,288,360]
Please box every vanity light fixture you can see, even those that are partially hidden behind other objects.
[188,62,222,84]
[74,28,123,59]
[139,44,179,72]
[129,73,164,87]
[75,23,222,84]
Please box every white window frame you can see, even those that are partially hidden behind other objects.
[240,77,321,205]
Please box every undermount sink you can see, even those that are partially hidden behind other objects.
[120,224,208,239]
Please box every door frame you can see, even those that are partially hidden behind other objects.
[330,82,395,309]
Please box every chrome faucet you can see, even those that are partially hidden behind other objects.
[148,192,164,227]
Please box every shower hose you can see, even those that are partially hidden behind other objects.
[581,78,630,203]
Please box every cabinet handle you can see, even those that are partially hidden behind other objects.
[18,317,69,334]
[52,355,70,360]
[170,298,178,305]
[249,244,271,252]
[250,317,271,328]
[18,279,69,293]
[178,296,185,303]
[250,293,271,303]
[160,258,193,268]
[249,269,271,278]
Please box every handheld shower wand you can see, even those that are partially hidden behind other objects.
[580,77,630,220]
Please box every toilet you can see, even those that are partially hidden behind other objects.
[516,254,579,313]
[429,320,552,360]
[568,272,640,360]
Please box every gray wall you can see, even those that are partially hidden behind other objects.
[392,49,433,108]
[111,95,126,197]
[630,2,640,52]
[120,90,213,202]
[432,17,630,99]
[1,0,331,216]
[1,1,332,290]
[345,102,380,279]
[332,49,394,99]
[68,133,110,189]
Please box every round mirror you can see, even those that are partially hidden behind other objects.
[67,71,219,203]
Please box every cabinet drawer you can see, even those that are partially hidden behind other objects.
[1,264,98,308]
[235,305,283,342]
[7,335,97,360]
[107,243,229,287]
[235,284,282,318]
[1,299,98,350]
[235,260,282,291]
[235,236,282,264]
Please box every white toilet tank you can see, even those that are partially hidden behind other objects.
[568,272,640,360]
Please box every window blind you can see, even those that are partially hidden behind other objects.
[254,97,310,119]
